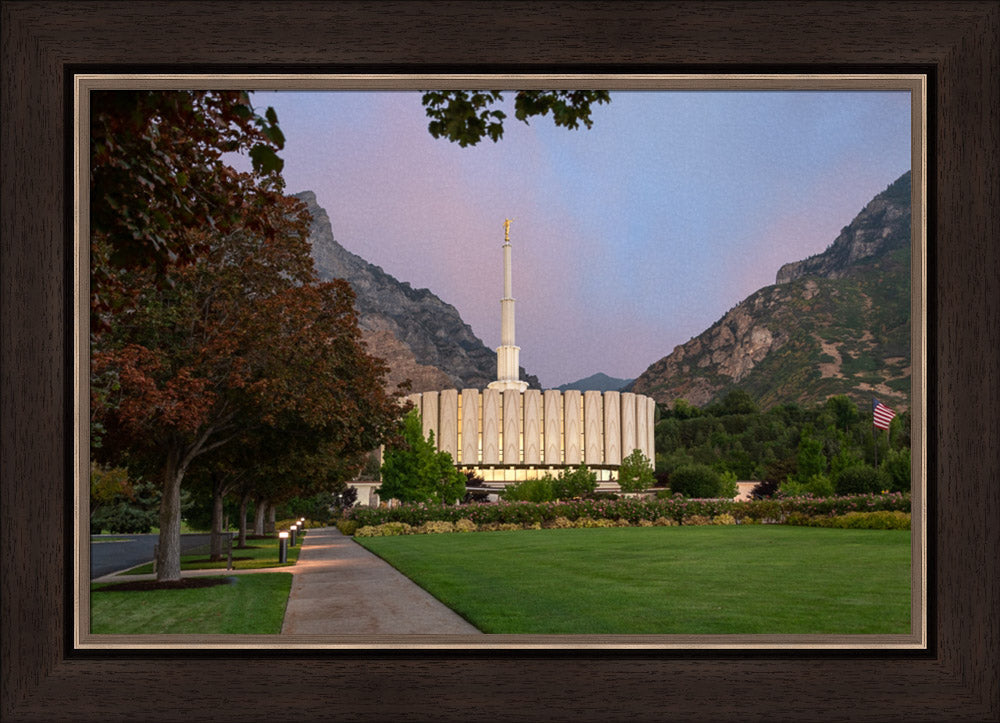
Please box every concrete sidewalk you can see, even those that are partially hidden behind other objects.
[280,526,482,635]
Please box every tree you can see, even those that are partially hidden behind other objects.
[617,449,655,493]
[92,217,400,580]
[421,90,611,147]
[378,410,466,504]
[90,90,288,300]
[794,431,826,483]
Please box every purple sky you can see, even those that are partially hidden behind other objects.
[241,90,911,389]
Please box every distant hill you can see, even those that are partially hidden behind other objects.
[556,373,634,392]
[298,191,539,392]
[628,171,911,411]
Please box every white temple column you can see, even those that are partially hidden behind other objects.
[563,390,582,465]
[646,396,657,461]
[635,394,648,462]
[603,391,621,465]
[438,389,458,459]
[543,390,562,464]
[481,388,501,465]
[523,389,542,465]
[421,391,439,447]
[502,389,521,464]
[621,392,637,457]
[461,389,480,465]
[584,390,603,464]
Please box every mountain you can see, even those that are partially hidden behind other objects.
[556,373,634,392]
[298,191,539,392]
[628,171,912,410]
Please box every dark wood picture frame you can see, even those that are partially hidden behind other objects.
[2,2,997,720]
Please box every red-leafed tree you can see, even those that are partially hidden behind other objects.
[92,194,401,581]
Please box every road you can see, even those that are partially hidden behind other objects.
[90,533,218,579]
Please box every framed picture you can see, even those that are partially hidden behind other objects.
[73,73,926,652]
[3,2,997,720]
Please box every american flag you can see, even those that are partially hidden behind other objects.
[872,397,896,430]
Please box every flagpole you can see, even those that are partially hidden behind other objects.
[872,419,878,468]
[871,397,878,469]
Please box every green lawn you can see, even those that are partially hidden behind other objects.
[356,526,911,634]
[122,533,303,574]
[91,573,292,634]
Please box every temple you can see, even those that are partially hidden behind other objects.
[401,220,657,490]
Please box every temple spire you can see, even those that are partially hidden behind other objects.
[488,219,528,392]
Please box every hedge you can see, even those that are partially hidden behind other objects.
[346,492,910,530]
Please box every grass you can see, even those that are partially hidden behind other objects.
[91,573,292,634]
[121,532,304,574]
[356,526,911,634]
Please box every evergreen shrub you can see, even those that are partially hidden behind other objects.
[835,465,888,496]
[670,464,724,498]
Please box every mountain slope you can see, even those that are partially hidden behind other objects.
[629,171,912,410]
[298,191,539,392]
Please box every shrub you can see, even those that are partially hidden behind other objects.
[712,513,736,525]
[835,465,888,496]
[617,449,655,493]
[417,520,455,534]
[501,476,556,502]
[654,517,677,526]
[454,518,478,532]
[832,511,910,530]
[780,473,834,498]
[682,514,713,526]
[336,519,359,536]
[553,464,598,499]
[355,522,414,537]
[548,516,575,529]
[670,464,724,498]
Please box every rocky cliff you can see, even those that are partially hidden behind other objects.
[298,191,539,392]
[629,171,912,410]
[776,172,911,284]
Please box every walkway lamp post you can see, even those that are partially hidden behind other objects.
[278,531,289,564]
[290,524,297,547]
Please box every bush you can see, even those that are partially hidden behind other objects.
[336,519,359,536]
[417,520,455,534]
[835,465,888,496]
[501,476,556,502]
[783,510,910,530]
[780,473,834,498]
[682,514,713,526]
[454,518,478,532]
[880,447,911,492]
[617,449,655,493]
[355,522,414,537]
[670,464,724,498]
[553,464,598,499]
[832,511,910,530]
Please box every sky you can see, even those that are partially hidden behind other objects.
[240,90,911,389]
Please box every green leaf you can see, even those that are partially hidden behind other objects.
[249,144,283,175]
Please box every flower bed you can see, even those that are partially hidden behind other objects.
[346,492,910,531]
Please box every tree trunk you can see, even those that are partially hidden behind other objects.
[155,453,184,582]
[209,483,225,561]
[254,497,267,536]
[265,502,276,534]
[237,492,250,548]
